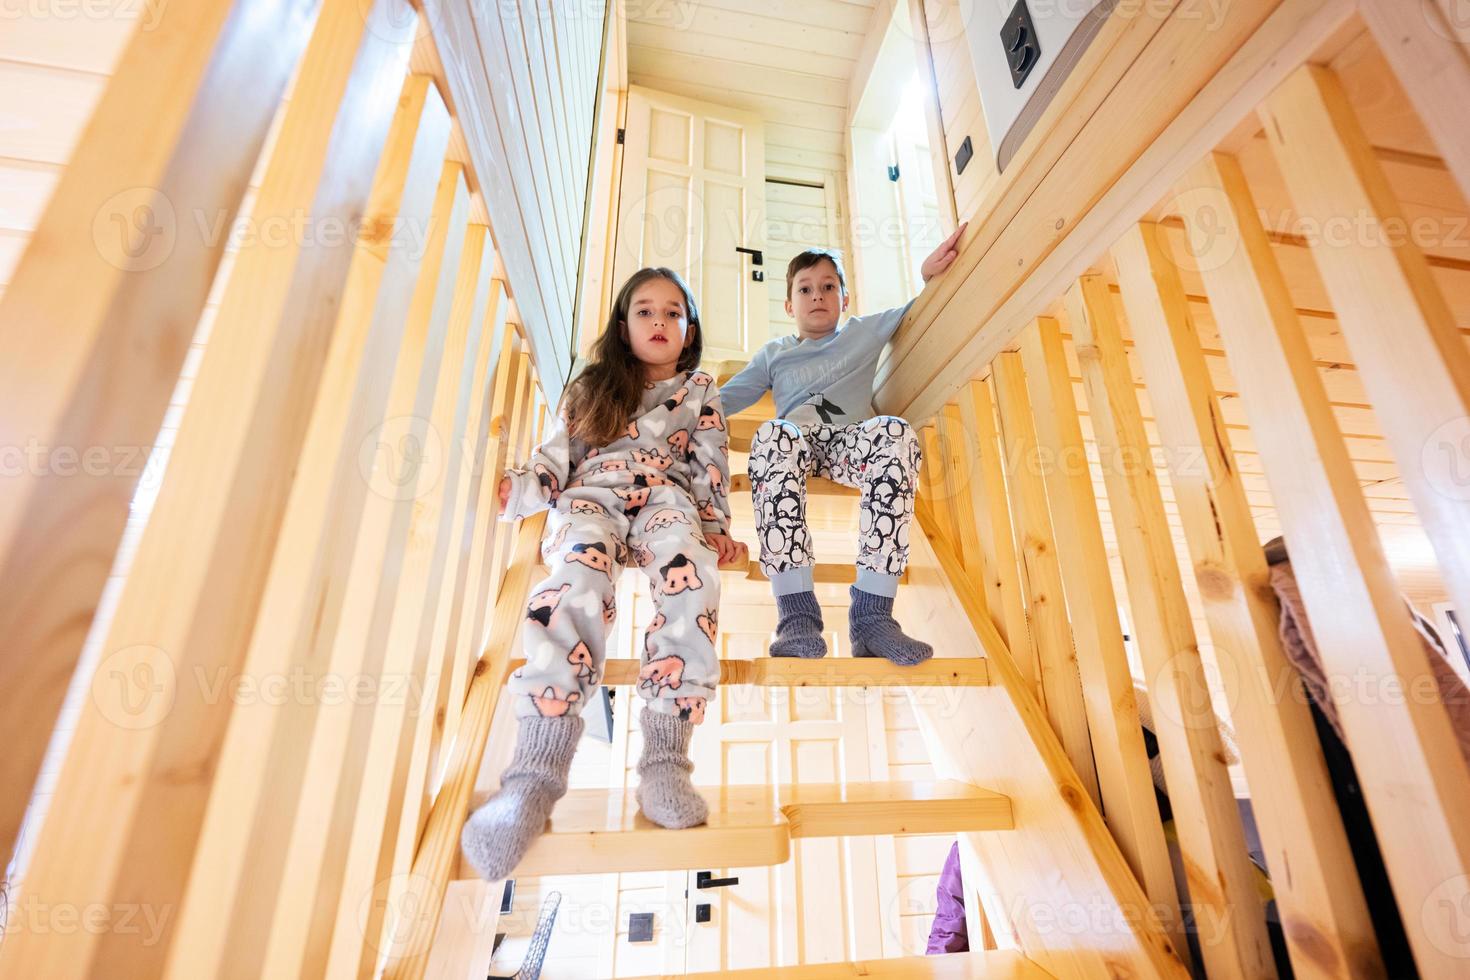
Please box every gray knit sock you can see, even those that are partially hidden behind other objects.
[636,706,708,829]
[849,586,933,665]
[769,590,827,659]
[461,714,584,880]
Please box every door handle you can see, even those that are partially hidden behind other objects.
[696,871,740,889]
[734,247,763,266]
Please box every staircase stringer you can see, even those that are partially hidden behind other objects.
[899,503,1189,980]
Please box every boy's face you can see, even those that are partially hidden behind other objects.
[623,277,694,377]
[785,258,848,339]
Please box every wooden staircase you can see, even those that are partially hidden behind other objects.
[8,2,1467,978]
[382,389,1192,980]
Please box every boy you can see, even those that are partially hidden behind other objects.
[719,225,967,663]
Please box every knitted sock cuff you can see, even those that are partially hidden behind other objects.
[509,714,585,779]
[776,589,823,620]
[849,585,895,617]
[640,704,694,755]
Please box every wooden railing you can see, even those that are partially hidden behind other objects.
[909,45,1470,980]
[0,2,575,976]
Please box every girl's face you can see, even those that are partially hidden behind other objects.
[622,277,694,378]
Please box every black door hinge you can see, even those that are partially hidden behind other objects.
[616,128,625,144]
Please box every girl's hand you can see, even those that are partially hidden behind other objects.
[921,221,968,282]
[706,533,746,567]
[497,476,511,515]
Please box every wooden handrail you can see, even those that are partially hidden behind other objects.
[381,511,547,979]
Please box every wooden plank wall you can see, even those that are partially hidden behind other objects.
[425,0,607,403]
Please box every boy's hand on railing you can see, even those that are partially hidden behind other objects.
[706,532,747,568]
[921,221,969,283]
[497,476,511,515]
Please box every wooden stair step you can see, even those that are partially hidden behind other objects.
[627,950,1052,979]
[536,560,880,583]
[504,656,991,687]
[456,781,1012,879]
[729,473,859,497]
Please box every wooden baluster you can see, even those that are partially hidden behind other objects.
[332,279,508,980]
[1019,317,1185,961]
[1067,273,1280,980]
[381,512,550,980]
[1261,63,1470,694]
[0,13,428,978]
[1112,219,1382,980]
[920,425,959,545]
[992,350,1101,809]
[1187,148,1468,975]
[0,0,321,867]
[1359,0,1470,203]
[428,322,522,792]
[175,146,471,976]
[281,221,495,979]
[938,404,986,590]
[957,378,1035,683]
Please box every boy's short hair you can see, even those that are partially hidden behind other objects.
[785,248,847,299]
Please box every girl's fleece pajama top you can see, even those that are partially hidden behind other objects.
[500,369,731,725]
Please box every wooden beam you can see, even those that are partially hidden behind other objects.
[1111,220,1379,980]
[729,473,859,497]
[1360,0,1470,204]
[1018,317,1184,960]
[381,512,548,979]
[938,404,987,589]
[956,379,1033,678]
[1187,149,1468,976]
[991,351,1101,810]
[0,17,429,978]
[1260,63,1470,695]
[1066,273,1280,980]
[920,425,959,546]
[0,0,321,866]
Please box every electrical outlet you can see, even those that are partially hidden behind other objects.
[999,0,1040,89]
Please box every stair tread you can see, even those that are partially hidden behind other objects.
[458,780,1012,878]
[627,950,1052,979]
[504,656,991,687]
[729,473,858,497]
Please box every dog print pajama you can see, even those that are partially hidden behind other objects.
[500,370,730,725]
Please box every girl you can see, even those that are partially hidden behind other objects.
[461,267,741,881]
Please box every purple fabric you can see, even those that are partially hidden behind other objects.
[926,841,969,954]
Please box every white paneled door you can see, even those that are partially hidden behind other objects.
[613,86,770,362]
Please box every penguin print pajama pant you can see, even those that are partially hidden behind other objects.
[508,485,721,725]
[746,415,922,598]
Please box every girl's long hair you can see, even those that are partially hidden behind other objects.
[564,267,703,447]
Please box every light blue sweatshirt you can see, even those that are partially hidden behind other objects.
[718,301,914,426]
